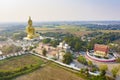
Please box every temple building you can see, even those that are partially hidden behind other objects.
[94,44,109,57]
[57,41,70,52]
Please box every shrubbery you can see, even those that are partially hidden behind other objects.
[77,55,87,65]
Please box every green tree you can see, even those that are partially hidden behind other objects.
[42,38,51,44]
[77,55,87,65]
[63,52,73,64]
[42,48,47,56]
[74,42,81,51]
[64,36,86,51]
[99,64,108,76]
[99,64,108,71]
[88,60,93,67]
[50,40,59,47]
[111,66,120,78]
[29,46,34,51]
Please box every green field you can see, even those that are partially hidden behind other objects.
[0,54,45,80]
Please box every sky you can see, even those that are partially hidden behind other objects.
[0,0,120,22]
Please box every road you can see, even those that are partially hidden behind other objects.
[72,60,86,68]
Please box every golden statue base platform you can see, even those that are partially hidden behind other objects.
[23,37,34,41]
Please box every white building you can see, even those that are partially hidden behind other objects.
[58,41,70,50]
[39,36,45,40]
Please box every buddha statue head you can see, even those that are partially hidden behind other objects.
[28,16,32,26]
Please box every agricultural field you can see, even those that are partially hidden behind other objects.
[35,25,120,37]
[15,62,84,80]
[0,54,44,71]
[35,25,93,36]
[0,54,45,80]
[98,30,120,33]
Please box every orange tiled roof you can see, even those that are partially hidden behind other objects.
[94,44,109,53]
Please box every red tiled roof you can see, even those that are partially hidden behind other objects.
[94,44,109,53]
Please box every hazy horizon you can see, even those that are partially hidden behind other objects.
[0,0,120,22]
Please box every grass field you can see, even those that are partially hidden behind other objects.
[0,54,45,80]
[15,62,84,80]
[0,54,44,71]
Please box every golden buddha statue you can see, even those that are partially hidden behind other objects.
[25,16,39,39]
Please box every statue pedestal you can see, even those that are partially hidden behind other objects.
[23,37,40,41]
[23,37,34,41]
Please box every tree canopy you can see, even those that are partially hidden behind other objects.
[63,52,73,64]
